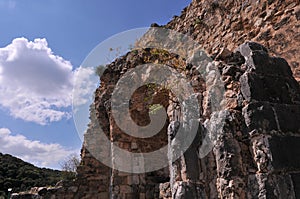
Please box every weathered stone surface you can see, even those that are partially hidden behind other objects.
[166,0,300,83]
[249,173,292,199]
[291,173,300,199]
[13,1,300,198]
[240,72,300,104]
[243,102,278,133]
[65,41,299,198]
[269,136,300,170]
[172,181,206,199]
[237,42,293,76]
[243,102,300,134]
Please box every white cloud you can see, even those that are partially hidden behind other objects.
[0,128,78,169]
[0,37,74,125]
[73,66,98,108]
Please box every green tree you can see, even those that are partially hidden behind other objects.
[59,153,81,181]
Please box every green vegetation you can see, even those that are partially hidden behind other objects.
[194,18,201,25]
[59,153,80,181]
[149,104,164,114]
[0,153,63,197]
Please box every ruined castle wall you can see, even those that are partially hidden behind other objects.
[166,0,300,82]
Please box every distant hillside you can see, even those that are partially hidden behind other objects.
[0,153,62,197]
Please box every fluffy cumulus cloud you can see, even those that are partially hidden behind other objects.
[0,38,76,125]
[0,128,78,168]
[73,66,98,108]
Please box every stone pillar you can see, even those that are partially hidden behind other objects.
[167,103,205,199]
[237,42,300,198]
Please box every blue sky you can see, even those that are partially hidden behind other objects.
[0,0,191,169]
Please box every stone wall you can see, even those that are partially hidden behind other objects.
[165,0,300,82]
[14,42,297,199]
[12,43,300,199]
[77,41,300,199]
